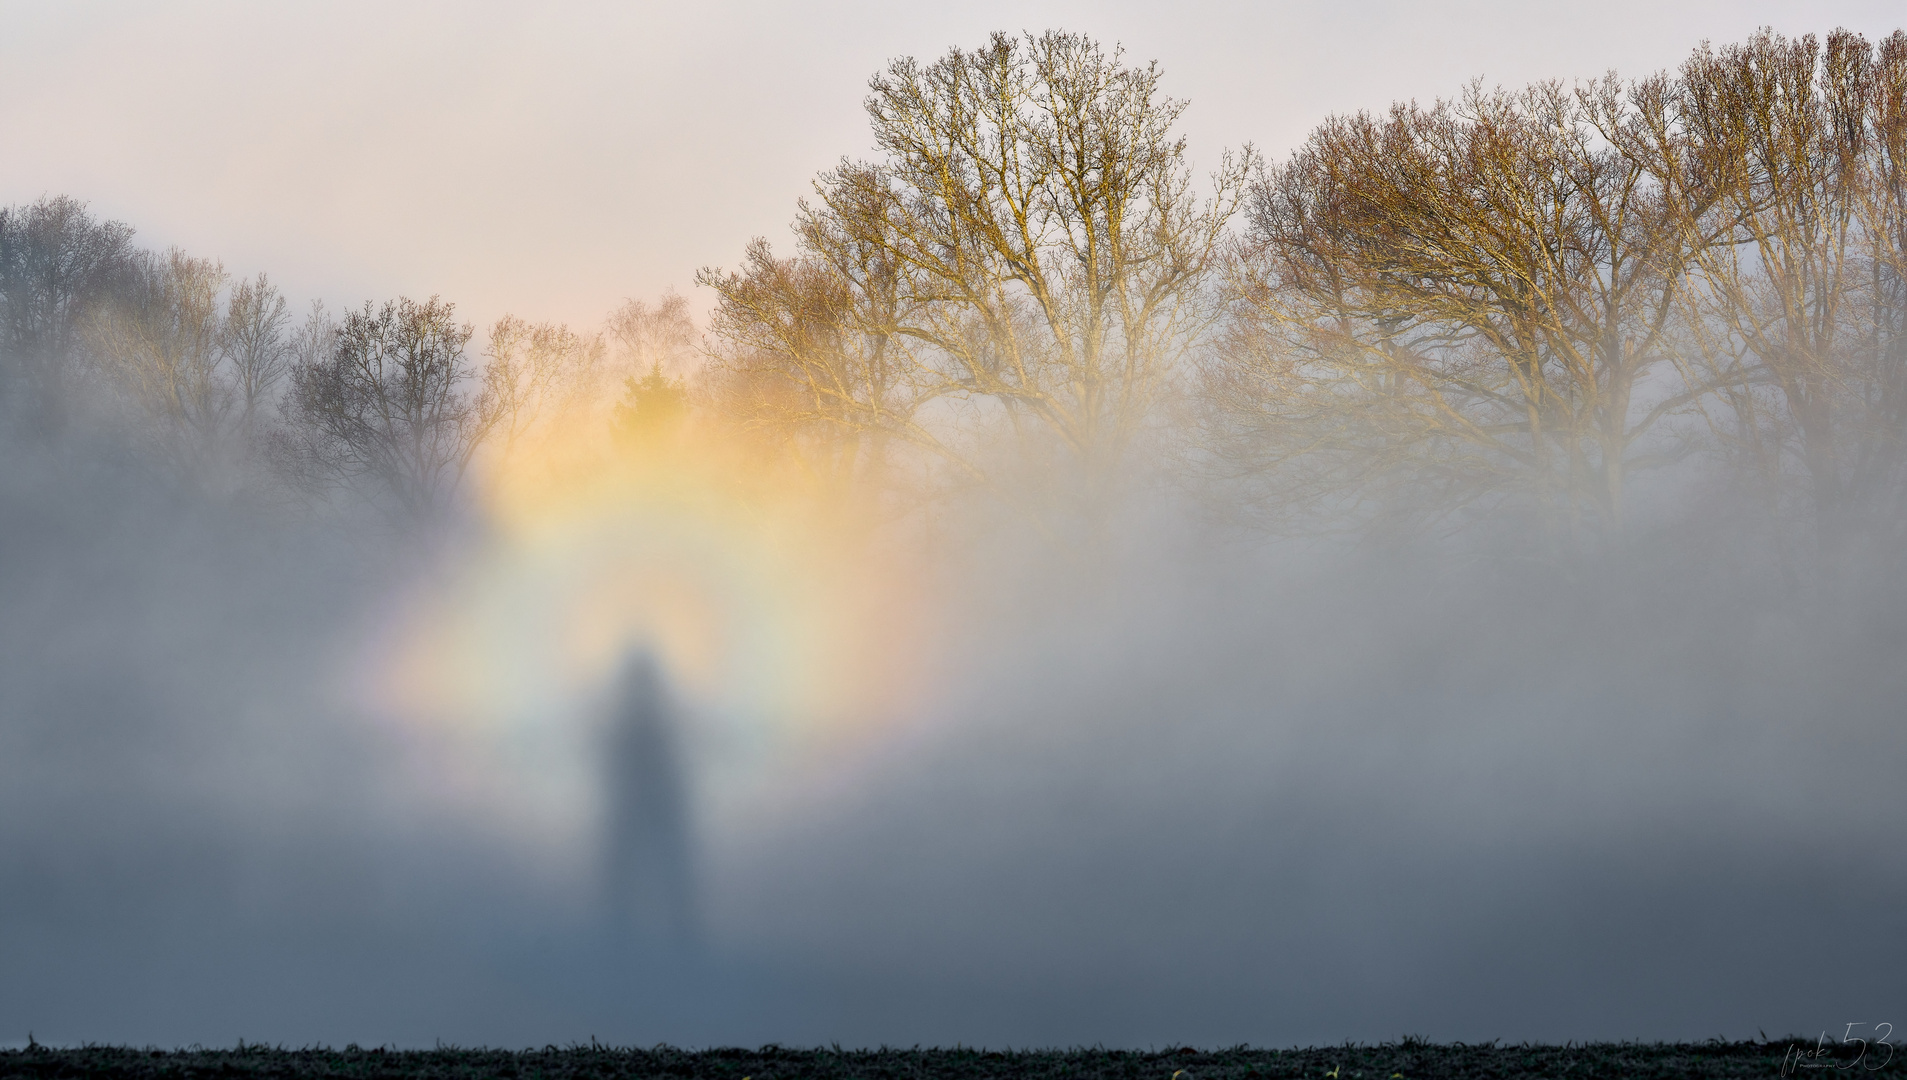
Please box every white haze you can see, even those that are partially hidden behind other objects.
[1,408,1902,1047]
[4,0,1907,1050]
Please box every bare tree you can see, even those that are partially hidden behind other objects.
[277,295,496,522]
[482,314,602,457]
[702,238,920,480]
[0,195,137,436]
[1673,28,1907,569]
[604,292,695,381]
[1859,32,1907,550]
[83,248,235,476]
[1206,76,1722,544]
[703,31,1252,521]
[289,299,337,372]
[221,272,291,435]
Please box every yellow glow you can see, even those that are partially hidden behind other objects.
[360,397,936,845]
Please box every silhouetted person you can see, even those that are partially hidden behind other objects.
[601,649,695,948]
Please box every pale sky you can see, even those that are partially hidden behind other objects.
[4,0,1901,335]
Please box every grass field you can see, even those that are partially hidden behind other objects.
[0,1040,1876,1079]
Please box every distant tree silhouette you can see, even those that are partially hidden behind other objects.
[275,295,497,523]
[0,195,137,437]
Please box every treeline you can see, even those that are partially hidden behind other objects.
[703,27,1907,575]
[0,198,698,523]
[5,26,1905,578]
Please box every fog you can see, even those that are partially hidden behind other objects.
[2,414,1901,1047]
[4,6,1907,1052]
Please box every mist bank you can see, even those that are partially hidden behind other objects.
[3,22,1905,1049]
[719,519,1907,1045]
[2,410,1901,1045]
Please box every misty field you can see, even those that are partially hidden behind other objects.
[6,7,1907,1051]
[0,1042,1866,1080]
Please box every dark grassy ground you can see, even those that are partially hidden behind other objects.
[0,1040,1880,1080]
